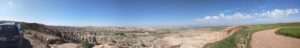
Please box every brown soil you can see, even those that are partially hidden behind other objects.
[251,28,300,48]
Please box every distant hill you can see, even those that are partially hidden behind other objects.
[1,20,300,32]
[275,22,300,27]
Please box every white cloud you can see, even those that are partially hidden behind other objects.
[260,9,300,18]
[202,16,220,20]
[222,13,253,20]
[195,12,253,22]
[195,8,300,25]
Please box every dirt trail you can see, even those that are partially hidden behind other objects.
[251,28,300,48]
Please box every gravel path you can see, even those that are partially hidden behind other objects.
[251,28,300,48]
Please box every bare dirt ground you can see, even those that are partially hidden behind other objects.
[50,43,81,48]
[153,26,240,48]
[251,28,300,48]
[152,31,228,48]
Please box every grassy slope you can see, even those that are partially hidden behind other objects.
[207,22,300,48]
[206,25,277,48]
[276,28,300,38]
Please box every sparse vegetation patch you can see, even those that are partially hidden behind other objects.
[276,28,300,38]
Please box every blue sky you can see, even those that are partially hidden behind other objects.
[0,0,300,26]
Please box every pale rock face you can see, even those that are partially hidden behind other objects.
[51,43,81,48]
[93,44,118,48]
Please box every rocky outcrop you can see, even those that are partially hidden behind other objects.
[223,26,241,34]
[53,31,156,48]
[21,22,241,48]
[29,31,62,44]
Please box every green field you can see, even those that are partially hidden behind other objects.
[276,28,300,38]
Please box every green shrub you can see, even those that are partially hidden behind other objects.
[81,41,93,48]
[209,36,237,48]
[114,32,125,35]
